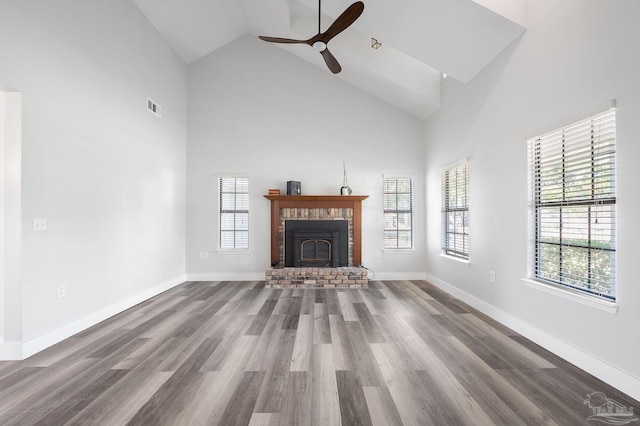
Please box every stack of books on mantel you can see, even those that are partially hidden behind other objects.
[268,189,280,196]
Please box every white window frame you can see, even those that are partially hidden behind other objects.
[527,107,616,301]
[383,175,414,250]
[441,160,469,260]
[218,176,249,251]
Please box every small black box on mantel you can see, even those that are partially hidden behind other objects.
[287,181,301,195]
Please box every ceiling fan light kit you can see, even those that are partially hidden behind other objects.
[312,41,327,51]
[258,0,365,74]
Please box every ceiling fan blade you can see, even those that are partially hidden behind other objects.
[258,36,307,44]
[320,48,342,74]
[321,1,364,43]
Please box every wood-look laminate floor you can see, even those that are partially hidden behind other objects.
[0,280,637,425]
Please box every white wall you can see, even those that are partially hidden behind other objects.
[187,36,426,280]
[0,0,187,353]
[0,89,23,353]
[424,0,640,398]
[0,91,5,343]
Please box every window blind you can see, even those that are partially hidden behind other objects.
[383,177,413,249]
[528,108,616,300]
[441,161,469,259]
[219,176,249,250]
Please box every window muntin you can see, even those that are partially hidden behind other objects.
[441,161,469,260]
[383,177,413,249]
[219,176,249,250]
[528,108,616,300]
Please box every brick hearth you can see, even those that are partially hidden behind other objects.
[265,266,368,288]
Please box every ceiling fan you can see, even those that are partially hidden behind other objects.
[258,0,365,74]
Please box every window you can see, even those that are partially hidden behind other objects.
[528,108,616,300]
[219,176,249,250]
[383,177,413,249]
[441,161,469,260]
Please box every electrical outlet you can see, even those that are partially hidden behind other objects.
[376,250,383,259]
[33,218,47,231]
[489,271,496,283]
[199,251,209,259]
[57,285,66,298]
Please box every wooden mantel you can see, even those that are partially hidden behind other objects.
[264,195,369,267]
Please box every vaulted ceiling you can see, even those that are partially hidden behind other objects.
[131,0,527,119]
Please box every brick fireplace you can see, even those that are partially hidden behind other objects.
[263,195,369,288]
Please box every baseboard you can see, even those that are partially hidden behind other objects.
[16,275,187,360]
[0,341,22,360]
[425,273,640,402]
[186,273,266,282]
[370,272,428,281]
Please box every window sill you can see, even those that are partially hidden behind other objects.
[439,253,470,266]
[521,278,618,314]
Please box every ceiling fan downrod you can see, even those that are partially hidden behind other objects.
[313,0,326,51]
[318,0,322,35]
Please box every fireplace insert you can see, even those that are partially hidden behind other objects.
[284,220,348,267]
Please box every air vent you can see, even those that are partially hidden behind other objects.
[147,98,161,117]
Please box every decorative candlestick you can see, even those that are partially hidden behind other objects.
[340,162,352,195]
